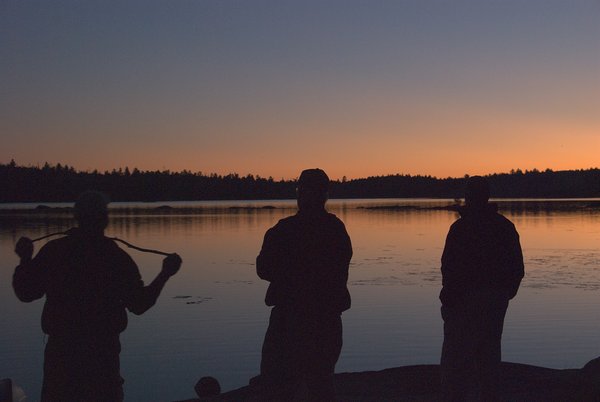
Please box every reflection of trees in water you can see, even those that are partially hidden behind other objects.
[0,214,75,244]
[350,200,600,220]
[499,200,600,217]
[108,210,289,237]
[2,201,599,245]
[0,208,294,244]
[353,208,457,227]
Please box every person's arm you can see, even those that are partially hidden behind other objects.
[505,227,525,300]
[126,253,182,315]
[331,223,353,309]
[440,225,461,287]
[13,237,47,302]
[323,220,353,285]
[439,225,464,306]
[256,227,284,282]
[338,226,353,283]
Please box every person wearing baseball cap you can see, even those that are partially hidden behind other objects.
[255,168,352,401]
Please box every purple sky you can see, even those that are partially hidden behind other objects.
[2,1,599,179]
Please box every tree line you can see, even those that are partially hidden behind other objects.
[1,160,599,202]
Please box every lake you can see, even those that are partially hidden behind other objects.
[1,199,600,401]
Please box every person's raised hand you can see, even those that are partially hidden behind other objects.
[15,237,34,262]
[162,253,182,277]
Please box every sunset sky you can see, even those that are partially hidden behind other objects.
[2,1,599,180]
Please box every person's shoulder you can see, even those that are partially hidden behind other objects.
[265,215,298,237]
[448,216,466,231]
[493,212,518,231]
[44,235,70,247]
[274,214,299,228]
[447,214,480,240]
[101,237,138,264]
[493,212,515,225]
[324,212,347,227]
[103,236,126,250]
[39,235,73,253]
[33,235,77,262]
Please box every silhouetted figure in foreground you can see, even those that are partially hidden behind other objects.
[255,169,352,401]
[440,176,524,401]
[13,191,182,402]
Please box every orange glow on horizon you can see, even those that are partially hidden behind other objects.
[9,107,596,181]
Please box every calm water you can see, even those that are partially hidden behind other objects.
[1,199,600,401]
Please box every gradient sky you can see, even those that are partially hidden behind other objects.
[1,1,599,179]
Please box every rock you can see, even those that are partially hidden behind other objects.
[174,358,600,401]
[583,356,600,374]
[195,377,221,398]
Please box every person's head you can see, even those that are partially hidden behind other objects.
[297,168,329,212]
[464,176,490,207]
[74,191,109,234]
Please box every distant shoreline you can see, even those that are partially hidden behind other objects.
[3,162,600,202]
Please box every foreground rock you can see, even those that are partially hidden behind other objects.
[176,358,600,401]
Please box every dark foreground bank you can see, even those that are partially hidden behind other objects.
[176,358,600,402]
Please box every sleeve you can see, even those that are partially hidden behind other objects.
[256,226,284,283]
[338,220,352,262]
[120,246,175,315]
[439,224,465,306]
[340,224,352,277]
[116,250,153,315]
[441,224,461,288]
[505,226,525,299]
[13,243,52,302]
[320,218,353,312]
[328,219,352,284]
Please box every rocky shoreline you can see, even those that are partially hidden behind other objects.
[176,357,600,402]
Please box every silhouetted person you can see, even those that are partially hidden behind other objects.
[439,176,524,401]
[13,191,182,402]
[255,168,352,401]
